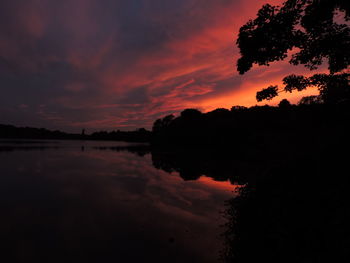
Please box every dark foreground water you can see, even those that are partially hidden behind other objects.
[0,140,236,263]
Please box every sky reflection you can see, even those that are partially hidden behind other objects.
[0,141,235,262]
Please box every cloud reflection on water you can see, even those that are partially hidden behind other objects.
[0,141,235,262]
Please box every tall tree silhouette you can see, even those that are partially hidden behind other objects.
[237,0,350,103]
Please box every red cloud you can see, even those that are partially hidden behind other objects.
[2,0,324,131]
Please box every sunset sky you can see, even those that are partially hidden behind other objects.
[0,0,320,132]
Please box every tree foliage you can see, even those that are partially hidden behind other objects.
[237,0,350,103]
[152,114,175,133]
[256,85,279,101]
[298,95,322,105]
[256,72,350,102]
[278,99,292,108]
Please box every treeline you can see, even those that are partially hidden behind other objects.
[2,99,349,145]
[0,124,151,142]
[90,128,151,142]
[0,124,81,140]
[151,99,350,148]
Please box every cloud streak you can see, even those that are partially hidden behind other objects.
[0,0,318,131]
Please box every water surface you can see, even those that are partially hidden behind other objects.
[0,140,236,262]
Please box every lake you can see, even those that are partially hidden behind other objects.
[0,140,237,262]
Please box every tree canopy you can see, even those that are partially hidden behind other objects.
[237,0,350,103]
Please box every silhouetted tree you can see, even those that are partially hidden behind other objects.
[278,99,292,108]
[151,102,350,148]
[237,0,350,103]
[180,109,202,119]
[152,114,175,133]
[206,108,232,118]
[231,105,247,112]
[298,95,322,105]
[256,85,279,101]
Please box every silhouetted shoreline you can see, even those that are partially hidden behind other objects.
[0,124,151,143]
[1,102,349,263]
[2,101,349,147]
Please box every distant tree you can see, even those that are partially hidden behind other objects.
[207,108,231,118]
[180,109,202,119]
[205,108,232,121]
[237,0,350,103]
[231,105,247,111]
[298,95,322,105]
[152,114,175,133]
[278,99,292,108]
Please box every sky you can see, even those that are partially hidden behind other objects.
[0,0,320,132]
